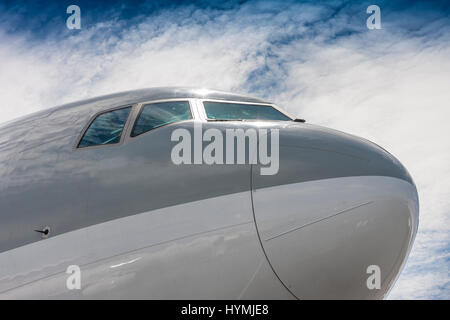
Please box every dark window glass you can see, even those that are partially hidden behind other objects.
[131,101,192,137]
[78,107,131,148]
[203,102,291,121]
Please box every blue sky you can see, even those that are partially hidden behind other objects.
[0,0,449,299]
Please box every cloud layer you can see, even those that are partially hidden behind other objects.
[0,0,449,299]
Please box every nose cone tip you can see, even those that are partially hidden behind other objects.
[351,137,420,296]
[368,140,420,235]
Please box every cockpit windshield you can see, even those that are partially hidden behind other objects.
[203,101,292,121]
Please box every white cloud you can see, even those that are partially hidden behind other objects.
[0,0,448,299]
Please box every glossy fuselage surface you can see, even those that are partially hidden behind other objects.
[0,87,418,299]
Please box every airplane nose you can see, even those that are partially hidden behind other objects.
[251,124,419,299]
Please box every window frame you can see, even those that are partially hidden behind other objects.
[74,104,136,150]
[73,98,291,150]
[129,99,195,139]
[199,99,295,122]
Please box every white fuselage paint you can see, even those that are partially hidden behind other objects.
[0,190,290,299]
[0,176,418,299]
[253,175,419,299]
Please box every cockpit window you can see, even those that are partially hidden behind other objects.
[131,101,192,137]
[203,102,291,121]
[78,106,131,148]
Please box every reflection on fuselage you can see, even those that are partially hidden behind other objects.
[0,88,418,299]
